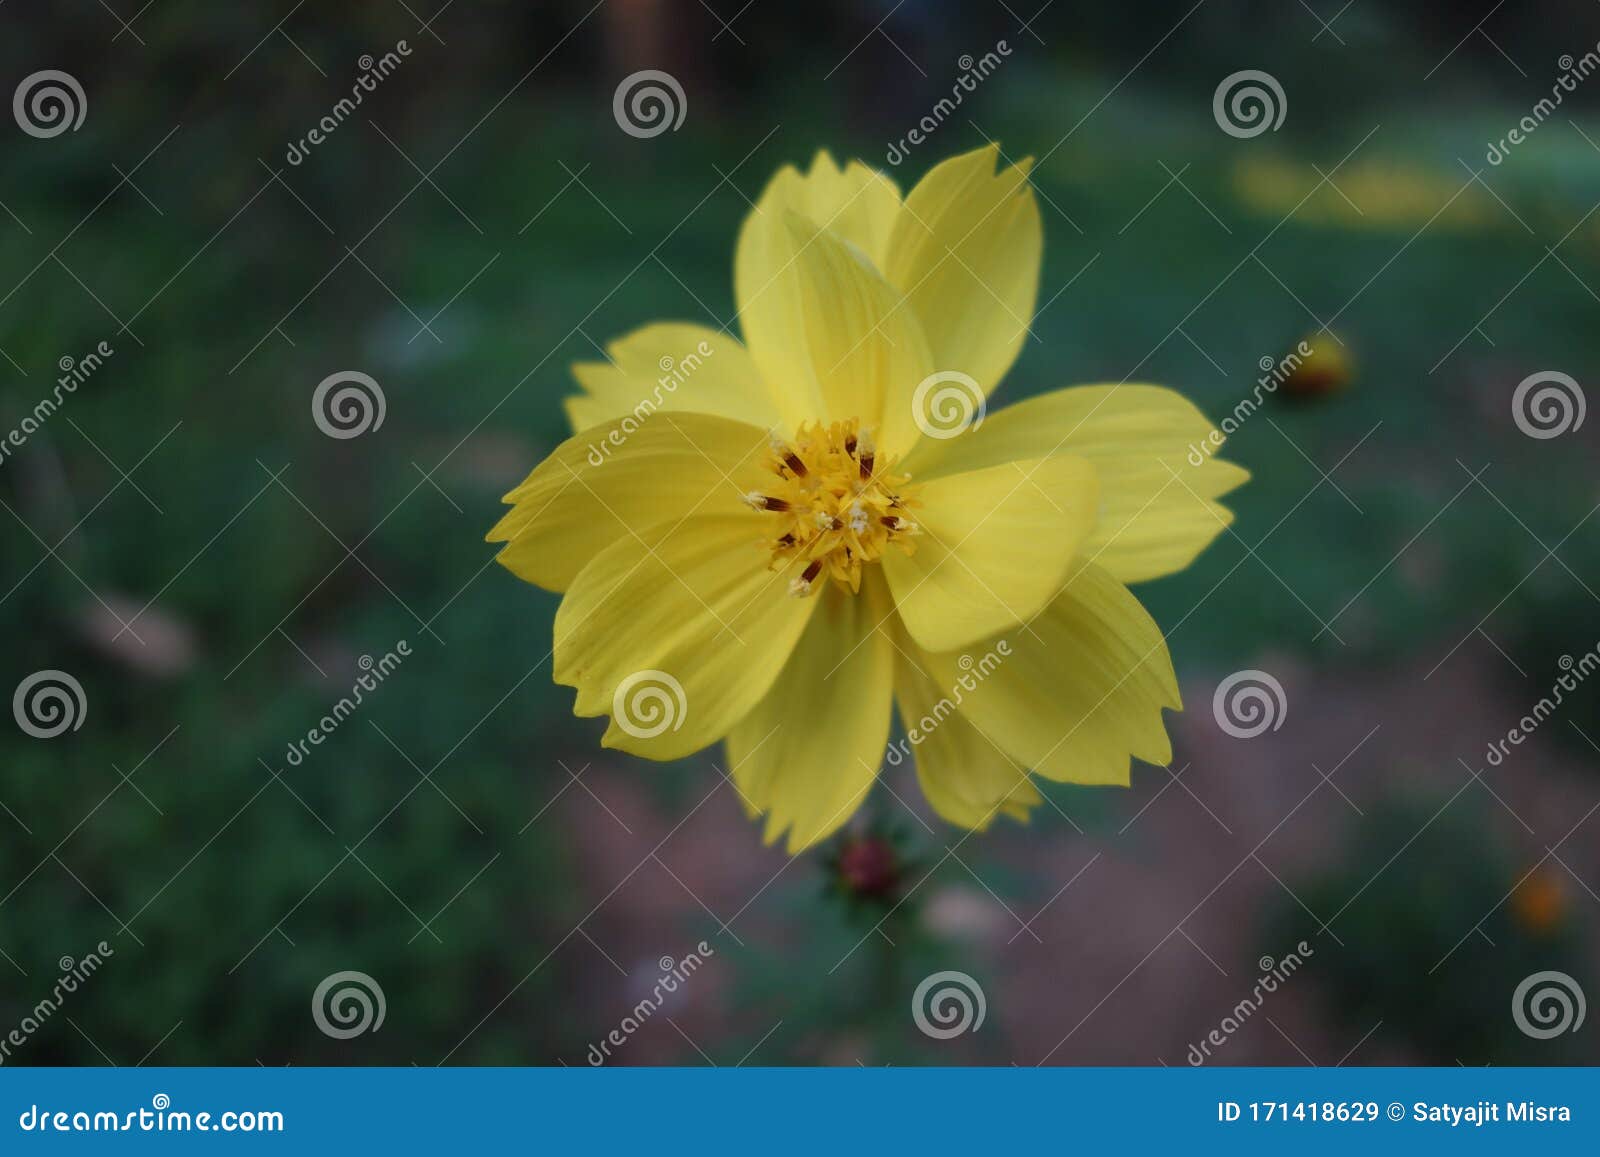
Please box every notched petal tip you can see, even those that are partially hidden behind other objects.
[807,148,842,177]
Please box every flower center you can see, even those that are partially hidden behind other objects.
[743,419,920,597]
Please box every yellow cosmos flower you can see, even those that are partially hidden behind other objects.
[488,145,1247,852]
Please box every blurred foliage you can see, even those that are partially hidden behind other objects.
[1271,801,1591,1065]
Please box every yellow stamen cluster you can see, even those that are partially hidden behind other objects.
[743,419,919,597]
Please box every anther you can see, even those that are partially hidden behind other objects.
[789,559,824,597]
[768,434,809,478]
[882,515,919,535]
[742,492,790,512]
[857,430,876,480]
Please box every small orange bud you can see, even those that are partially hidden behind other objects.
[1281,333,1352,400]
[1512,866,1566,935]
[834,835,900,900]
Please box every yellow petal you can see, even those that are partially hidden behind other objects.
[727,572,894,853]
[881,455,1099,653]
[553,515,817,761]
[882,144,1041,398]
[735,150,901,280]
[890,637,1041,831]
[736,196,932,453]
[903,384,1249,584]
[488,412,770,592]
[920,561,1180,785]
[565,323,780,433]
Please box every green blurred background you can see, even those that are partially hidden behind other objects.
[1,0,1597,1065]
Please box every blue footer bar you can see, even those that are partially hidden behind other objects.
[0,1068,1592,1151]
